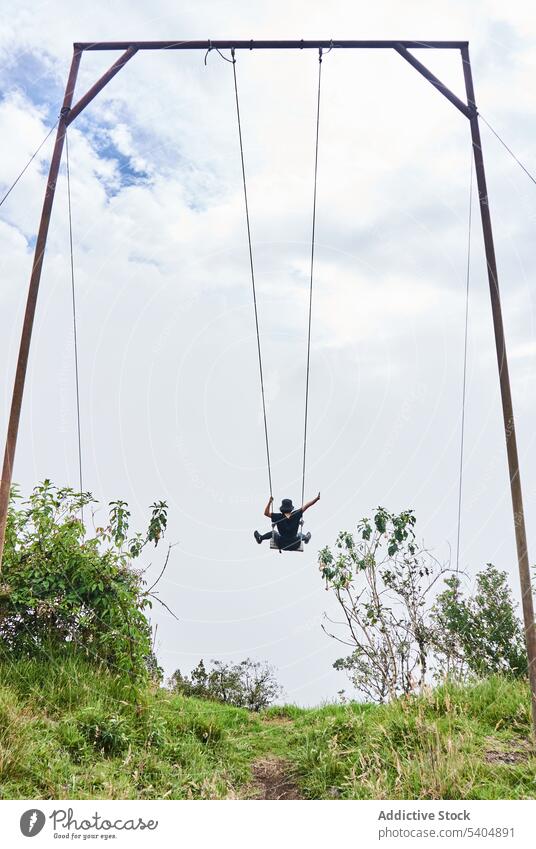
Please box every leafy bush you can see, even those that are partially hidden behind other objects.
[169,658,282,711]
[77,710,130,757]
[320,509,528,702]
[0,481,169,682]
[319,507,450,702]
[431,564,527,679]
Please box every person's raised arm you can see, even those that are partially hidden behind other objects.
[302,492,320,513]
[264,496,274,518]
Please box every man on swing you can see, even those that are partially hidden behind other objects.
[254,492,320,550]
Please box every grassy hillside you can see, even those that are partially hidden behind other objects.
[0,651,535,800]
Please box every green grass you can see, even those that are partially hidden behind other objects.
[1,650,535,799]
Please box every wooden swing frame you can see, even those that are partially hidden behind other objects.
[0,38,535,737]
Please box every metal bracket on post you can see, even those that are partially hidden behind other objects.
[65,46,138,126]
[393,43,471,117]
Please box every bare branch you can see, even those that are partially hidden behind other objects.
[148,592,179,621]
[146,541,178,592]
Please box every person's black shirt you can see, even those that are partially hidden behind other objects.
[270,509,303,541]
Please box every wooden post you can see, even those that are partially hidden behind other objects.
[0,50,82,570]
[0,46,137,571]
[461,45,536,738]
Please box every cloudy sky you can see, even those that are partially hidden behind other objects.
[1,1,536,704]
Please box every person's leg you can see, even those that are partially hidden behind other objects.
[254,530,273,544]
[299,531,312,544]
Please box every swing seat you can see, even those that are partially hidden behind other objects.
[270,531,304,553]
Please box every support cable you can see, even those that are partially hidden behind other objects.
[300,49,323,509]
[65,132,85,522]
[0,120,59,208]
[231,49,273,497]
[455,152,474,572]
[478,112,536,188]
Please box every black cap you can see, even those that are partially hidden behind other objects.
[280,498,295,513]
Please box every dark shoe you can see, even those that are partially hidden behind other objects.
[254,531,263,544]
[304,531,311,544]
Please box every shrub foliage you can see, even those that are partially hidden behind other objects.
[319,507,528,702]
[431,564,527,679]
[169,658,282,711]
[0,481,168,681]
[319,507,450,702]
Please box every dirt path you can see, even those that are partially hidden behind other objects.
[250,756,302,800]
[484,737,534,765]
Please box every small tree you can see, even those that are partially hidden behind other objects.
[431,564,527,680]
[319,507,451,703]
[0,481,171,682]
[169,658,281,711]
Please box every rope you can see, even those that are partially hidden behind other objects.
[65,132,84,523]
[455,151,474,572]
[300,48,323,509]
[0,120,58,208]
[478,112,536,188]
[231,49,273,497]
